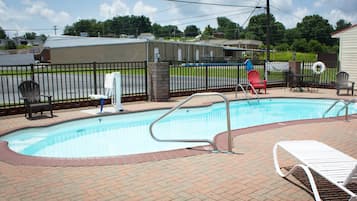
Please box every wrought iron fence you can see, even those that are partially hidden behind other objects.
[168,60,288,96]
[0,60,339,116]
[0,61,147,115]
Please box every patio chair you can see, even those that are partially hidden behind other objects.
[247,70,267,94]
[18,80,53,119]
[273,140,357,201]
[336,71,355,96]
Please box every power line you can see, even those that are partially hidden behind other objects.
[241,0,262,27]
[172,10,254,27]
[157,8,247,24]
[165,0,265,8]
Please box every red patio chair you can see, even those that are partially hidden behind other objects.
[247,70,267,94]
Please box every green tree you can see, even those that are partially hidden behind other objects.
[0,26,6,39]
[5,40,16,49]
[296,15,334,45]
[184,25,200,37]
[24,32,36,40]
[245,13,284,45]
[335,19,351,31]
[275,43,290,51]
[217,17,240,39]
[308,39,323,53]
[284,28,300,45]
[291,38,308,52]
[201,25,215,39]
[63,15,152,37]
[271,22,285,45]
[39,34,47,42]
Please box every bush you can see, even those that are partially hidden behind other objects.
[5,40,16,49]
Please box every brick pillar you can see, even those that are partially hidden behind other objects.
[287,62,301,87]
[147,62,170,102]
[289,61,301,74]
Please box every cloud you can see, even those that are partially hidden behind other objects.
[24,0,72,26]
[99,0,130,19]
[133,1,157,17]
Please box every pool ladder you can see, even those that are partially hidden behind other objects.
[235,83,259,101]
[149,92,233,153]
[322,98,357,121]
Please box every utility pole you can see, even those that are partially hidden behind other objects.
[54,25,57,35]
[266,0,271,61]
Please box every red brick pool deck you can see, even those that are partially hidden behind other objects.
[0,88,356,200]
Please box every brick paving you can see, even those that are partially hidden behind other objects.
[0,88,356,200]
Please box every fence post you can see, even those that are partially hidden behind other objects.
[30,64,35,81]
[147,62,169,101]
[93,62,97,94]
[205,64,208,91]
[237,64,240,85]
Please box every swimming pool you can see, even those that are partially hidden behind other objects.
[1,98,357,158]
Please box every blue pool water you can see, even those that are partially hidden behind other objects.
[1,98,357,158]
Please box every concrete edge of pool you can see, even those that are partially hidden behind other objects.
[0,116,353,167]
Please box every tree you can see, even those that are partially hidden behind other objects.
[296,15,334,45]
[39,34,47,42]
[0,26,6,39]
[308,39,323,53]
[216,17,240,39]
[335,19,351,32]
[271,22,285,45]
[275,43,290,51]
[245,13,285,45]
[201,25,215,39]
[63,15,152,37]
[184,25,200,37]
[284,28,300,45]
[291,39,308,52]
[5,40,16,49]
[24,32,36,40]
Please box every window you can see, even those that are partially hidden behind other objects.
[178,48,182,61]
[154,47,160,62]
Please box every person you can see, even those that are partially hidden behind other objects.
[244,57,254,72]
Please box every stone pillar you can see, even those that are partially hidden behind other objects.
[147,62,170,102]
[288,61,301,88]
[289,61,301,74]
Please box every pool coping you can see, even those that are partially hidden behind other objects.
[0,116,353,167]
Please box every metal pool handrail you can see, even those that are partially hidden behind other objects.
[149,92,233,153]
[235,83,259,100]
[322,99,346,119]
[336,98,357,121]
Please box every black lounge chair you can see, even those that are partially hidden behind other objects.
[336,71,355,96]
[18,80,53,119]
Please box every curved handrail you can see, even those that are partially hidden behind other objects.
[247,83,260,100]
[322,99,346,118]
[235,84,248,99]
[234,83,259,100]
[336,98,357,121]
[149,92,233,153]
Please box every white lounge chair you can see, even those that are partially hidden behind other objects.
[273,140,357,201]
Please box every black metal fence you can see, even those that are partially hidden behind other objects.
[168,61,338,96]
[0,61,147,115]
[0,60,339,116]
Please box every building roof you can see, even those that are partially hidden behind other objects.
[0,53,35,65]
[331,24,357,38]
[44,35,147,48]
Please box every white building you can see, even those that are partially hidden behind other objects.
[332,24,357,89]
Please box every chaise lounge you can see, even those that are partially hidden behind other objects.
[273,140,356,201]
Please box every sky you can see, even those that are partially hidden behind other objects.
[1,0,357,37]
